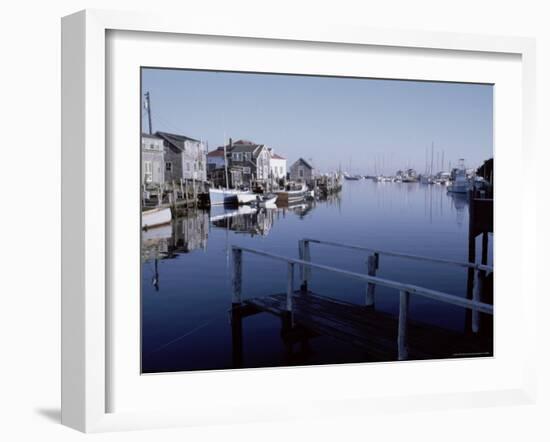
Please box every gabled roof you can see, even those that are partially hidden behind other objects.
[292,157,314,169]
[271,153,286,160]
[156,131,200,151]
[230,140,264,154]
[141,132,163,140]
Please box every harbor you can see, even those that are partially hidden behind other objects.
[141,178,493,373]
[140,69,494,373]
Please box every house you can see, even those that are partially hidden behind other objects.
[156,131,207,183]
[206,147,226,171]
[289,158,315,183]
[228,139,271,186]
[268,149,287,181]
[141,133,165,186]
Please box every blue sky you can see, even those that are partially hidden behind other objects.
[141,68,493,175]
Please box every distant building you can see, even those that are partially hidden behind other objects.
[141,133,165,186]
[269,149,287,180]
[289,158,315,183]
[156,131,207,183]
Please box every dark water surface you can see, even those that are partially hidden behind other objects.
[141,180,493,373]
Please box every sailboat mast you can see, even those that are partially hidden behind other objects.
[430,142,434,176]
[223,132,229,189]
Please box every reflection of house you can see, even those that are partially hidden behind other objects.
[269,149,287,180]
[156,131,207,183]
[141,133,165,186]
[289,158,314,183]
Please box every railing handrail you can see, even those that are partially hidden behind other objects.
[302,238,493,273]
[231,245,493,315]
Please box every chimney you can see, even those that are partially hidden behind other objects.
[229,138,233,149]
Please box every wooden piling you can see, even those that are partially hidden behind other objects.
[365,253,378,307]
[398,290,410,360]
[472,269,483,333]
[232,248,243,305]
[286,263,294,312]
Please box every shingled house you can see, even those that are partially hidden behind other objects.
[289,158,315,183]
[156,131,207,183]
[228,139,271,187]
[141,133,165,186]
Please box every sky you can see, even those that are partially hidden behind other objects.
[141,68,493,175]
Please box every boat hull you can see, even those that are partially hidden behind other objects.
[209,188,254,205]
[142,207,172,229]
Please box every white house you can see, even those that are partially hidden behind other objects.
[269,150,287,180]
[141,133,165,186]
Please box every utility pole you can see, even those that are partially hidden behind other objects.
[144,91,152,135]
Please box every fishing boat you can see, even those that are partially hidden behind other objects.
[142,207,171,229]
[275,183,308,205]
[447,159,471,194]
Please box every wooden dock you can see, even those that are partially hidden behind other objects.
[232,290,492,363]
[230,242,494,368]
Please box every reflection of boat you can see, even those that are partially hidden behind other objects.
[275,183,307,205]
[142,207,171,229]
[209,188,255,205]
[209,205,257,222]
[252,194,277,208]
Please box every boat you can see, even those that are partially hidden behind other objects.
[275,183,308,205]
[344,174,362,181]
[236,192,258,205]
[209,187,255,205]
[142,207,171,229]
[447,159,471,194]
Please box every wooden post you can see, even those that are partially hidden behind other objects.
[232,248,242,305]
[299,240,311,292]
[472,269,483,333]
[365,253,378,306]
[398,290,410,360]
[231,308,243,369]
[286,262,294,312]
[179,178,184,202]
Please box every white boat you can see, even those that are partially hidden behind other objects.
[275,183,308,205]
[254,194,277,208]
[447,159,471,194]
[142,207,172,229]
[209,188,254,205]
[236,192,258,205]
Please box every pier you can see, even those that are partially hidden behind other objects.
[229,241,493,368]
[142,179,208,215]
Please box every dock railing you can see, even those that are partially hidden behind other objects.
[231,245,493,360]
[299,238,493,334]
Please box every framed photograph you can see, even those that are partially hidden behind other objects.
[61,9,537,432]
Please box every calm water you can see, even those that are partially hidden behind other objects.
[141,180,493,373]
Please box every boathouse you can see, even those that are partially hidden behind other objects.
[289,157,315,183]
[156,131,207,183]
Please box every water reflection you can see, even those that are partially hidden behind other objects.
[141,181,491,373]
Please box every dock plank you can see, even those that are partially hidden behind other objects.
[240,291,492,361]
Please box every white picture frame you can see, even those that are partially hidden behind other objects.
[61,9,537,433]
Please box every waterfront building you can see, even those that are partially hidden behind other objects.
[268,149,287,181]
[289,157,315,183]
[156,131,207,183]
[228,139,271,187]
[141,133,165,186]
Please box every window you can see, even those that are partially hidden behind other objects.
[165,161,172,172]
[299,167,304,178]
[243,167,251,174]
[186,163,191,171]
[144,161,153,183]
[232,152,243,161]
